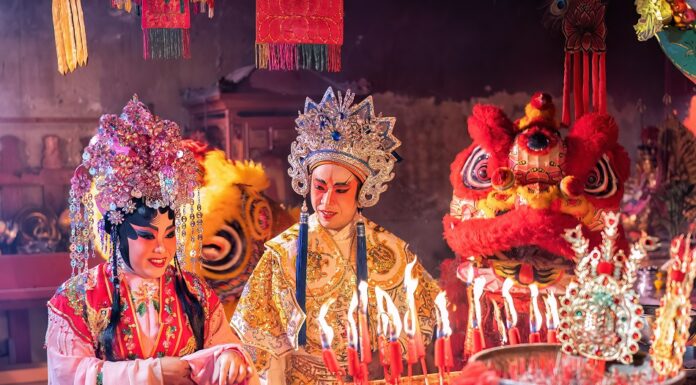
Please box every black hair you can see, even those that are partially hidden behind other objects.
[97,198,205,361]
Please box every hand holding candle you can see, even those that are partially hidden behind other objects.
[502,278,520,345]
[318,298,345,382]
[529,284,542,343]
[544,289,560,343]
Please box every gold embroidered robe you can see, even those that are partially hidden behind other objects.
[231,214,440,385]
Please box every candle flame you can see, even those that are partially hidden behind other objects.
[434,291,452,337]
[473,276,486,329]
[544,289,560,330]
[490,297,507,344]
[376,286,402,339]
[403,257,419,337]
[347,291,359,346]
[502,278,517,327]
[318,298,336,347]
[358,280,369,313]
[529,284,542,332]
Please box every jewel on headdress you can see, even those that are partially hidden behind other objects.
[108,210,124,225]
[651,232,696,378]
[557,211,645,364]
[288,87,400,208]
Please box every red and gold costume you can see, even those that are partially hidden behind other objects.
[47,264,237,384]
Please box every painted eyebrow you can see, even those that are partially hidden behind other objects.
[335,175,354,187]
[132,223,176,231]
[314,178,327,184]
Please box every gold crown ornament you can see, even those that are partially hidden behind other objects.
[651,232,696,378]
[288,87,400,207]
[557,212,651,364]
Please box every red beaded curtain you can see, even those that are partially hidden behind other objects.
[256,0,344,72]
[561,0,607,125]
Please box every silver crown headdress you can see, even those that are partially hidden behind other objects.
[557,212,655,364]
[288,87,400,208]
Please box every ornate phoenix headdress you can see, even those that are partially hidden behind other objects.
[69,96,202,275]
[288,87,400,208]
[557,212,653,364]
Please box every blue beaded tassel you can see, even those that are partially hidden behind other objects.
[356,210,368,284]
[296,201,309,346]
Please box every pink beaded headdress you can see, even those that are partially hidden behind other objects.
[69,95,202,275]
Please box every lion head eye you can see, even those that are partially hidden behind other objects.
[461,146,492,190]
[584,154,618,198]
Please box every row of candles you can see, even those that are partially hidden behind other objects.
[318,258,454,385]
[460,262,561,354]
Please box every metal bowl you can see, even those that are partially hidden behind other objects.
[469,343,686,385]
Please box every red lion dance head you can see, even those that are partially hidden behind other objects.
[440,93,631,357]
[442,92,630,287]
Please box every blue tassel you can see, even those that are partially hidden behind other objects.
[356,218,368,284]
[296,204,309,346]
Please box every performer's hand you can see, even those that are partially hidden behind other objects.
[214,350,255,385]
[160,357,194,385]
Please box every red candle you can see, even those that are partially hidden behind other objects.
[472,328,485,353]
[508,326,521,345]
[435,336,454,371]
[357,281,372,365]
[378,335,391,382]
[358,312,372,364]
[322,348,344,376]
[347,345,361,379]
[547,329,558,343]
[389,338,403,381]
[415,331,426,358]
[407,337,419,364]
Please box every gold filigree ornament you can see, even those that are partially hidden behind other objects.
[557,212,650,364]
[651,232,696,378]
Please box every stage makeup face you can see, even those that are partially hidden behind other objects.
[126,211,177,279]
[310,163,360,230]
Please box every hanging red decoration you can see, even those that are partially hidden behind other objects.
[561,0,607,125]
[255,0,344,72]
[111,0,214,60]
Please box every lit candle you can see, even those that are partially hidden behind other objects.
[346,292,365,383]
[529,284,542,343]
[375,286,394,383]
[357,280,372,365]
[502,278,520,345]
[472,276,486,353]
[402,258,428,383]
[490,298,507,345]
[318,298,345,383]
[434,291,454,384]
[544,289,560,343]
[381,287,404,384]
